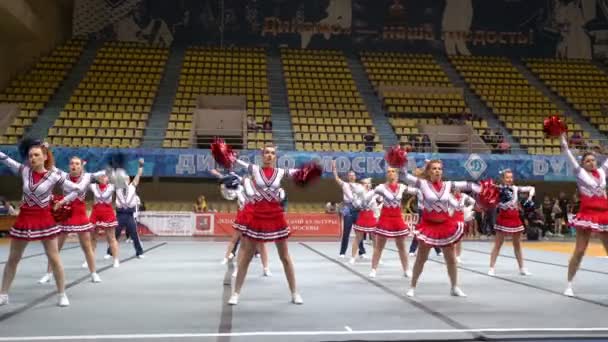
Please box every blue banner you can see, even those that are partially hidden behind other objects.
[0,146,581,182]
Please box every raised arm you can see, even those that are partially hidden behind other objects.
[0,151,24,175]
[131,159,144,187]
[236,159,250,171]
[560,133,580,171]
[90,169,107,179]
[399,166,420,187]
[452,181,481,194]
[331,160,344,186]
[464,193,476,210]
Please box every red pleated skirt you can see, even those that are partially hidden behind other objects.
[375,207,409,238]
[495,208,524,234]
[10,205,60,241]
[570,195,608,233]
[416,212,463,247]
[353,209,376,233]
[233,203,254,232]
[60,200,93,233]
[241,200,290,242]
[89,203,118,229]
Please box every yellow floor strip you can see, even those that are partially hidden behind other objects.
[504,241,608,257]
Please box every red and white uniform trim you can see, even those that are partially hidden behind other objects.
[89,183,117,229]
[57,169,105,233]
[352,189,381,233]
[494,185,534,234]
[404,170,480,247]
[0,152,87,241]
[361,183,417,238]
[561,135,608,232]
[236,160,295,242]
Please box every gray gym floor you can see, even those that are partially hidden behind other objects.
[1,238,608,342]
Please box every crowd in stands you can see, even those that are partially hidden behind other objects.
[247,116,272,133]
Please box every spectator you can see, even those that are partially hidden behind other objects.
[569,131,583,150]
[421,134,432,152]
[0,199,16,216]
[542,196,554,236]
[409,134,419,151]
[498,137,511,154]
[325,201,338,213]
[552,198,564,237]
[601,100,608,117]
[262,118,272,132]
[363,127,376,152]
[247,116,259,131]
[193,195,208,212]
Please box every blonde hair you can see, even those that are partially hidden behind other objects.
[417,159,442,181]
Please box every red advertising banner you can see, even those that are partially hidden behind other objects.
[213,213,341,238]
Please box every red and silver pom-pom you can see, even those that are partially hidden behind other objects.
[543,115,568,137]
[50,195,72,223]
[477,179,499,209]
[292,161,322,187]
[385,145,407,168]
[210,137,237,169]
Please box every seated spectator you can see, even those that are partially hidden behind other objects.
[421,134,432,152]
[262,118,272,132]
[193,195,208,213]
[247,117,260,131]
[408,134,419,151]
[569,131,583,150]
[325,202,338,213]
[363,127,376,152]
[498,137,511,154]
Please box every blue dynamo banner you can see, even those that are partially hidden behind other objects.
[0,146,584,182]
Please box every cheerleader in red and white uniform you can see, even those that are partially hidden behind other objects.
[452,188,476,264]
[488,169,534,277]
[403,160,480,297]
[358,167,418,278]
[89,174,119,268]
[0,141,88,307]
[560,133,608,297]
[349,177,379,265]
[227,144,307,306]
[38,157,105,284]
[210,170,270,277]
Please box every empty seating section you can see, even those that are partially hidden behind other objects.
[47,42,167,148]
[526,58,608,137]
[362,52,473,145]
[451,56,582,155]
[166,47,269,149]
[0,40,85,145]
[284,49,379,152]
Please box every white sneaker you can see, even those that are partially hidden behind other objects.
[450,287,467,297]
[221,258,228,265]
[406,288,415,297]
[113,259,120,268]
[348,257,356,265]
[437,252,443,257]
[519,268,531,276]
[57,293,70,307]
[103,254,112,260]
[126,239,132,243]
[232,269,238,278]
[369,269,377,278]
[339,254,345,259]
[263,268,272,277]
[137,254,145,259]
[456,256,462,264]
[359,254,369,259]
[0,294,8,306]
[81,261,88,268]
[404,269,413,278]
[379,259,385,265]
[564,286,574,297]
[488,268,496,276]
[228,293,239,305]
[292,293,303,304]
[228,253,235,260]
[91,273,102,283]
[38,273,52,284]
[409,252,416,257]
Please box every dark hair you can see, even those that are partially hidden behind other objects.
[581,152,596,164]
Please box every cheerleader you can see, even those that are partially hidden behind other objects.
[358,167,417,278]
[560,133,608,297]
[210,170,270,276]
[349,178,378,265]
[0,141,89,306]
[331,161,366,258]
[38,157,105,284]
[488,169,534,276]
[403,159,480,297]
[89,174,120,268]
[227,144,304,305]
[452,188,476,264]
